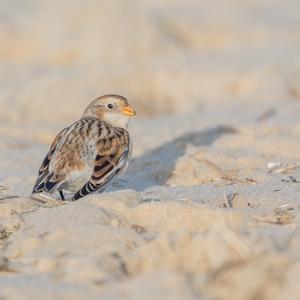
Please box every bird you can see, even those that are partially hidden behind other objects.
[32,94,136,201]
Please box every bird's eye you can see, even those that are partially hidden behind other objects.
[107,103,114,109]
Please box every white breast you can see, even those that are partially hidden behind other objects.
[62,167,93,192]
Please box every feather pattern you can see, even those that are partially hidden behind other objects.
[32,117,131,200]
[32,128,68,193]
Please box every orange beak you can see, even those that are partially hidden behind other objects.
[121,105,136,116]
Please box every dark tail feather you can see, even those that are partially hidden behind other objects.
[72,169,119,201]
[44,180,58,192]
[32,173,59,194]
[32,176,46,193]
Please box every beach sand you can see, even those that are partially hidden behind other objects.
[1,0,300,299]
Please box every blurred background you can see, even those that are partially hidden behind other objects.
[2,2,300,299]
[1,0,300,127]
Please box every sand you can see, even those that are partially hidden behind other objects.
[1,0,300,299]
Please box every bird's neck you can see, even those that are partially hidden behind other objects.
[109,115,130,129]
[82,114,130,129]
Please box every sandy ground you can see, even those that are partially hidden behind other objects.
[1,0,300,299]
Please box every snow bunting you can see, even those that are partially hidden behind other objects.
[32,95,136,201]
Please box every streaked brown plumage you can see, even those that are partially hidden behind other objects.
[32,95,136,201]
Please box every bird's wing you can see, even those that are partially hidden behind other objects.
[32,127,68,193]
[72,126,130,200]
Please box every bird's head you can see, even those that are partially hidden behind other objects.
[82,94,136,128]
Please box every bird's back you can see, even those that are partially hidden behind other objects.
[33,116,131,196]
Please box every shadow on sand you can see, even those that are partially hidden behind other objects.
[111,125,237,192]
